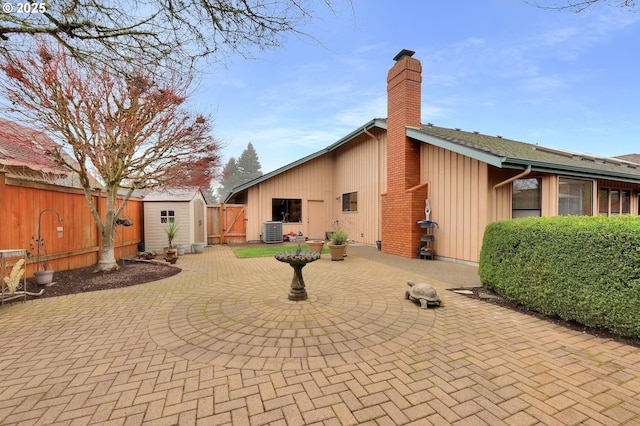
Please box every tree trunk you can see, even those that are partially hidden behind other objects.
[96,185,119,271]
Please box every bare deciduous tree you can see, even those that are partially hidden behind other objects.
[528,0,636,12]
[0,0,341,71]
[0,41,222,271]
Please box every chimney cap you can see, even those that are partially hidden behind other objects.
[393,49,415,62]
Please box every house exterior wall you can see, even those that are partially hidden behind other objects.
[596,178,640,215]
[241,130,387,244]
[420,144,489,263]
[143,201,192,251]
[331,129,386,244]
[424,156,640,263]
[244,155,334,241]
[491,174,640,220]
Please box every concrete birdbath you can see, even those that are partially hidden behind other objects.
[275,245,320,301]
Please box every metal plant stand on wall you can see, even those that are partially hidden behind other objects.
[417,221,438,260]
[1,249,43,306]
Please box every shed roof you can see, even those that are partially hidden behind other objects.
[143,187,205,202]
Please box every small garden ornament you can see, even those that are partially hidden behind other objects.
[30,235,54,286]
[3,258,25,294]
[405,280,441,308]
[275,245,320,301]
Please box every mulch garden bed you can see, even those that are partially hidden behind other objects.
[27,260,181,299]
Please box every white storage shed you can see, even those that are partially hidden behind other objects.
[142,187,208,252]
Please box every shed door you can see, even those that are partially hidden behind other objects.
[307,200,325,239]
[193,200,205,243]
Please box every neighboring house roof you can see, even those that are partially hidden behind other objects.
[143,187,206,203]
[225,119,640,202]
[614,153,640,165]
[0,117,70,176]
[0,117,105,188]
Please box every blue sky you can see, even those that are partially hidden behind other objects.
[192,0,640,177]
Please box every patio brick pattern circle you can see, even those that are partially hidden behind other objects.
[148,280,436,371]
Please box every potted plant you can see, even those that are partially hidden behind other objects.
[327,228,348,261]
[164,221,180,262]
[138,250,156,260]
[307,240,325,256]
[29,235,54,286]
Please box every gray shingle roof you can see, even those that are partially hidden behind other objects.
[411,124,640,182]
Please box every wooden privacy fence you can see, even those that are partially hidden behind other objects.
[0,173,143,277]
[207,203,246,244]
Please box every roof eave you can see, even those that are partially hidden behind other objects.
[408,128,640,184]
[406,128,505,168]
[503,159,640,184]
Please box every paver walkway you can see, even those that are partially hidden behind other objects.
[0,245,639,425]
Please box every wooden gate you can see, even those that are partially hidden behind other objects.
[207,203,246,244]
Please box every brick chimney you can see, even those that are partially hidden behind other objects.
[381,49,428,258]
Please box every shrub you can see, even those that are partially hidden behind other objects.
[330,228,348,245]
[479,216,640,337]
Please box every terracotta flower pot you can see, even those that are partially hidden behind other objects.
[327,243,347,261]
[165,249,177,261]
[307,240,325,256]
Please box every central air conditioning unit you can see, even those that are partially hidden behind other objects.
[262,221,283,243]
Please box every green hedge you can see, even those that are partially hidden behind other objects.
[479,216,640,337]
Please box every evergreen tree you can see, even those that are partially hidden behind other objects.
[236,142,263,182]
[219,143,264,202]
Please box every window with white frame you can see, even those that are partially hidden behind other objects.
[558,178,593,216]
[160,210,175,223]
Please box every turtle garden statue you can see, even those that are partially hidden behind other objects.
[405,281,441,309]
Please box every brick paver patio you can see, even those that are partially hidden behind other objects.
[0,245,639,425]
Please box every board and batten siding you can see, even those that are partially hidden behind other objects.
[243,130,386,244]
[420,144,488,263]
[332,130,386,245]
[245,155,334,241]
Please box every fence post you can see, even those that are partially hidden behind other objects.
[220,202,226,244]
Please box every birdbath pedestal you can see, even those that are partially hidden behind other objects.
[275,246,320,301]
